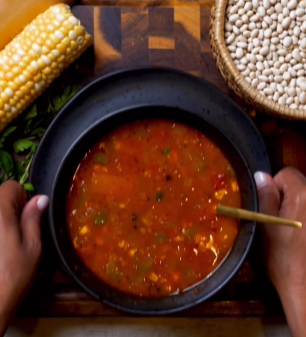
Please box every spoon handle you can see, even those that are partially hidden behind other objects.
[216,205,302,229]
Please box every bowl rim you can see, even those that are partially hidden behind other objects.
[49,104,258,315]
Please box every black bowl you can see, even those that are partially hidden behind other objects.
[50,105,257,314]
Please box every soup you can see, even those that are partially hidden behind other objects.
[66,120,241,297]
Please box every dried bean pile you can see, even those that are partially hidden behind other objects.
[225,0,306,109]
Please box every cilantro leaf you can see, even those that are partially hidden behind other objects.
[164,147,170,154]
[0,126,17,148]
[31,128,46,137]
[0,150,13,176]
[3,126,17,138]
[13,139,34,153]
[24,105,37,121]
[15,161,25,181]
[156,192,164,201]
[51,85,79,112]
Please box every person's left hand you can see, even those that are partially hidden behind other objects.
[0,181,49,336]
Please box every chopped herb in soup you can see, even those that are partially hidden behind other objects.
[66,120,241,297]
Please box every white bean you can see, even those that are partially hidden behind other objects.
[278,96,286,105]
[299,92,306,104]
[229,14,240,23]
[287,0,297,10]
[263,0,270,9]
[236,48,244,59]
[288,87,296,96]
[237,64,246,71]
[252,78,259,87]
[282,17,291,29]
[260,46,269,55]
[256,61,264,71]
[277,84,285,93]
[283,7,290,17]
[252,0,259,8]
[264,88,273,95]
[289,68,297,77]
[273,92,280,101]
[244,2,252,11]
[257,82,266,90]
[283,36,292,47]
[286,97,294,104]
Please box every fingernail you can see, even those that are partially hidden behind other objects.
[37,195,49,212]
[254,171,268,189]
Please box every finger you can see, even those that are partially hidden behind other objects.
[254,171,281,217]
[0,181,26,234]
[20,195,49,255]
[274,167,306,195]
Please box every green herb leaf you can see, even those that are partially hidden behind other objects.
[0,150,13,176]
[15,162,25,181]
[0,126,17,148]
[23,183,35,192]
[156,192,164,201]
[31,128,46,137]
[164,147,170,154]
[93,153,108,164]
[24,105,37,121]
[52,85,79,112]
[3,126,17,138]
[155,231,168,243]
[13,139,34,153]
[94,211,108,226]
[138,258,153,272]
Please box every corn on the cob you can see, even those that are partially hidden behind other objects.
[0,4,92,132]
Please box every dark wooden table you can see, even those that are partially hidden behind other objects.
[18,0,306,318]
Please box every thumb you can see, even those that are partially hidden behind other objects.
[254,171,281,217]
[20,195,49,252]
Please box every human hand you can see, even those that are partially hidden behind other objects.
[255,167,306,337]
[0,181,49,336]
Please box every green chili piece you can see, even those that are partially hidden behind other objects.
[155,231,168,243]
[182,227,198,242]
[93,153,108,164]
[164,147,170,154]
[156,192,164,201]
[138,258,153,272]
[94,211,108,226]
[105,258,122,282]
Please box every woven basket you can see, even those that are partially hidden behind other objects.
[210,0,306,120]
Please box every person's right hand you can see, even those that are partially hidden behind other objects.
[255,167,306,337]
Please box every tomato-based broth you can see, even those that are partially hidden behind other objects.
[66,120,241,297]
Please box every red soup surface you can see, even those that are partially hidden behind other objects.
[66,120,241,297]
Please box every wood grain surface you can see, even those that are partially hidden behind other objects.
[17,0,306,318]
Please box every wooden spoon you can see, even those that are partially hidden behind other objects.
[216,205,302,229]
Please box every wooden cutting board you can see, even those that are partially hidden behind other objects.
[17,1,306,317]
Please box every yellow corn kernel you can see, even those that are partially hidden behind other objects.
[118,240,125,248]
[79,225,88,235]
[214,189,227,200]
[114,142,121,150]
[173,235,184,242]
[231,181,238,192]
[119,203,125,209]
[0,4,92,133]
[128,249,137,257]
[149,273,159,283]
